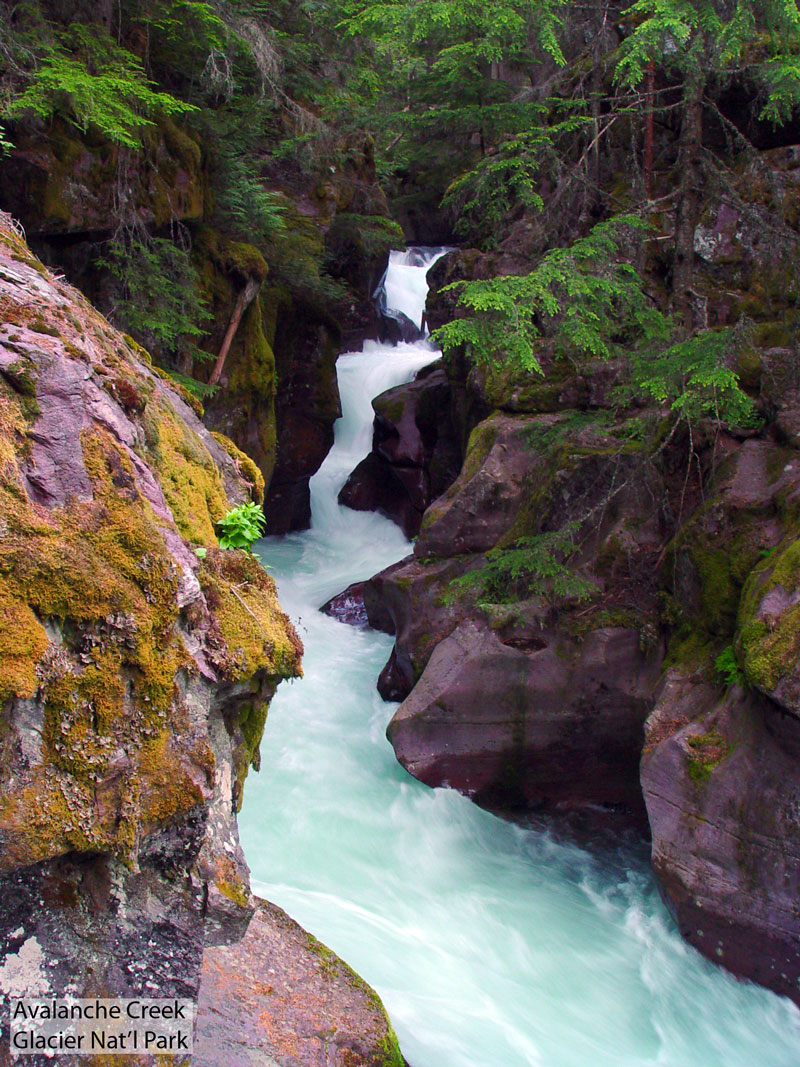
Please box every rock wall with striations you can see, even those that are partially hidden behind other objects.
[0,214,406,1067]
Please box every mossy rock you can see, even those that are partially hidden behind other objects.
[0,220,303,876]
[141,390,230,545]
[198,548,302,684]
[211,431,265,504]
[736,535,800,706]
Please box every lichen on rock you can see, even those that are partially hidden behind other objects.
[0,211,302,1009]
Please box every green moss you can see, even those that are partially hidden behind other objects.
[0,587,48,704]
[196,226,269,282]
[671,504,773,639]
[231,699,270,807]
[459,419,500,482]
[9,251,50,279]
[754,321,791,347]
[323,213,405,290]
[740,611,800,691]
[692,544,740,634]
[685,727,731,785]
[302,929,406,1066]
[1,358,39,419]
[734,344,762,390]
[376,1027,406,1067]
[211,431,265,504]
[376,396,404,424]
[0,423,207,868]
[150,364,204,416]
[198,548,303,683]
[736,532,800,692]
[228,296,276,397]
[0,224,303,876]
[160,117,202,173]
[664,628,714,673]
[30,315,60,337]
[3,359,38,398]
[141,391,229,544]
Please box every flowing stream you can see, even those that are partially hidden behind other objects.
[239,249,800,1067]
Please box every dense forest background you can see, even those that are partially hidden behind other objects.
[3,0,800,405]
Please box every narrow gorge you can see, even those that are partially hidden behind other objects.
[241,251,800,1067]
[2,1,800,1065]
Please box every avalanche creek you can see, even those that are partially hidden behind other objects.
[239,250,800,1067]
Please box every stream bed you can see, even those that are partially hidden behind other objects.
[239,250,800,1067]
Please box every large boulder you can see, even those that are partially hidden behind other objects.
[642,668,800,1006]
[367,408,665,702]
[387,618,662,820]
[197,899,407,1067]
[413,413,547,558]
[364,554,478,700]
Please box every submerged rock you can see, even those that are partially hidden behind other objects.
[321,581,370,628]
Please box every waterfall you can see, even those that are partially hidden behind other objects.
[238,250,800,1067]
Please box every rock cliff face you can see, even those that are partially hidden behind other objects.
[0,123,403,538]
[354,148,800,1004]
[642,670,800,1005]
[0,215,404,1065]
[0,205,300,1005]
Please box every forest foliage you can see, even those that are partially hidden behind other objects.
[1,0,799,422]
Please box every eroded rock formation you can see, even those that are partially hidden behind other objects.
[0,215,404,1065]
[339,363,461,537]
[357,160,800,1004]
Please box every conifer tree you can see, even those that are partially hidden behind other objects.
[615,0,800,325]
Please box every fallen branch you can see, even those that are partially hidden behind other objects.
[209,276,262,387]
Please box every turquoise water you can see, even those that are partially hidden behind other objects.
[239,254,800,1067]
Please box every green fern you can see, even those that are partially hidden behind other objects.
[447,522,594,607]
[442,113,591,244]
[714,644,745,688]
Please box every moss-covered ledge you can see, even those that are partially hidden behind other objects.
[0,211,303,1019]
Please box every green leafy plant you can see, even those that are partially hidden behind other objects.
[216,501,267,552]
[447,522,594,607]
[714,644,745,688]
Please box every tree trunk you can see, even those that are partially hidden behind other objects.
[208,278,261,387]
[673,72,703,330]
[643,61,655,199]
